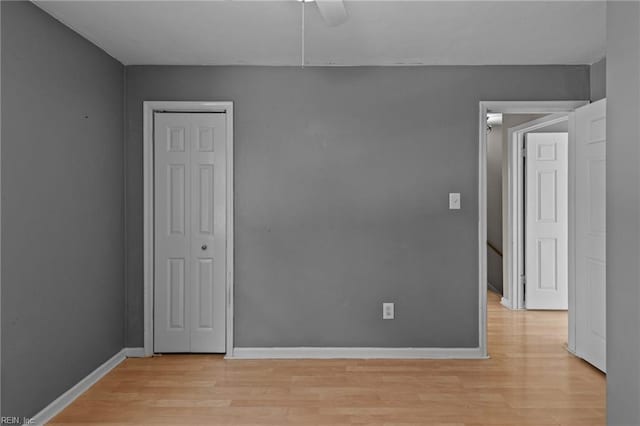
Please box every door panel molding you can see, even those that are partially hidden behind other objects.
[154,112,225,353]
[143,101,234,357]
[525,132,569,309]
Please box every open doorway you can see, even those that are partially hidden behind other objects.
[479,100,607,374]
[478,101,586,358]
[487,113,570,310]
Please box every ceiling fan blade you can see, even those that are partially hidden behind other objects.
[315,0,347,27]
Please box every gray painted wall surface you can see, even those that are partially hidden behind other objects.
[590,57,606,101]
[1,2,124,418]
[606,2,640,424]
[125,65,589,348]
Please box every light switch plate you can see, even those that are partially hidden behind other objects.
[449,193,461,210]
[383,302,394,320]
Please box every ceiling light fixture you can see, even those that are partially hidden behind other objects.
[487,113,503,126]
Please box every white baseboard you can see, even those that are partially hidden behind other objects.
[123,347,146,358]
[565,343,579,357]
[500,296,512,309]
[229,347,488,360]
[28,349,127,425]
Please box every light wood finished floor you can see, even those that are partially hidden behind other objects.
[50,292,605,425]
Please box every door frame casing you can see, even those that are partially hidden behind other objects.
[478,100,588,357]
[142,101,234,357]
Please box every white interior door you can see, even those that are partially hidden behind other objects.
[525,133,569,310]
[154,112,227,353]
[575,99,606,372]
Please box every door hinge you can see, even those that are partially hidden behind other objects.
[522,147,527,157]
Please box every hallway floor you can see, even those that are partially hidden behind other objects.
[50,292,605,425]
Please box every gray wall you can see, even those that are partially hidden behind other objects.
[125,65,589,348]
[606,2,640,424]
[486,123,503,293]
[590,57,606,101]
[1,1,124,418]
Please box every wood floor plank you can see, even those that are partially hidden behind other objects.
[49,292,605,425]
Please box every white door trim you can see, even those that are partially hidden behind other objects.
[506,113,570,311]
[143,101,234,358]
[478,100,587,358]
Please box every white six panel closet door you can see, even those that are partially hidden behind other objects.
[154,112,227,353]
[525,132,569,310]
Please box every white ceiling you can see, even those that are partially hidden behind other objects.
[34,1,606,66]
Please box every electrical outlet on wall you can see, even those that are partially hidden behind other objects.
[382,302,395,320]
